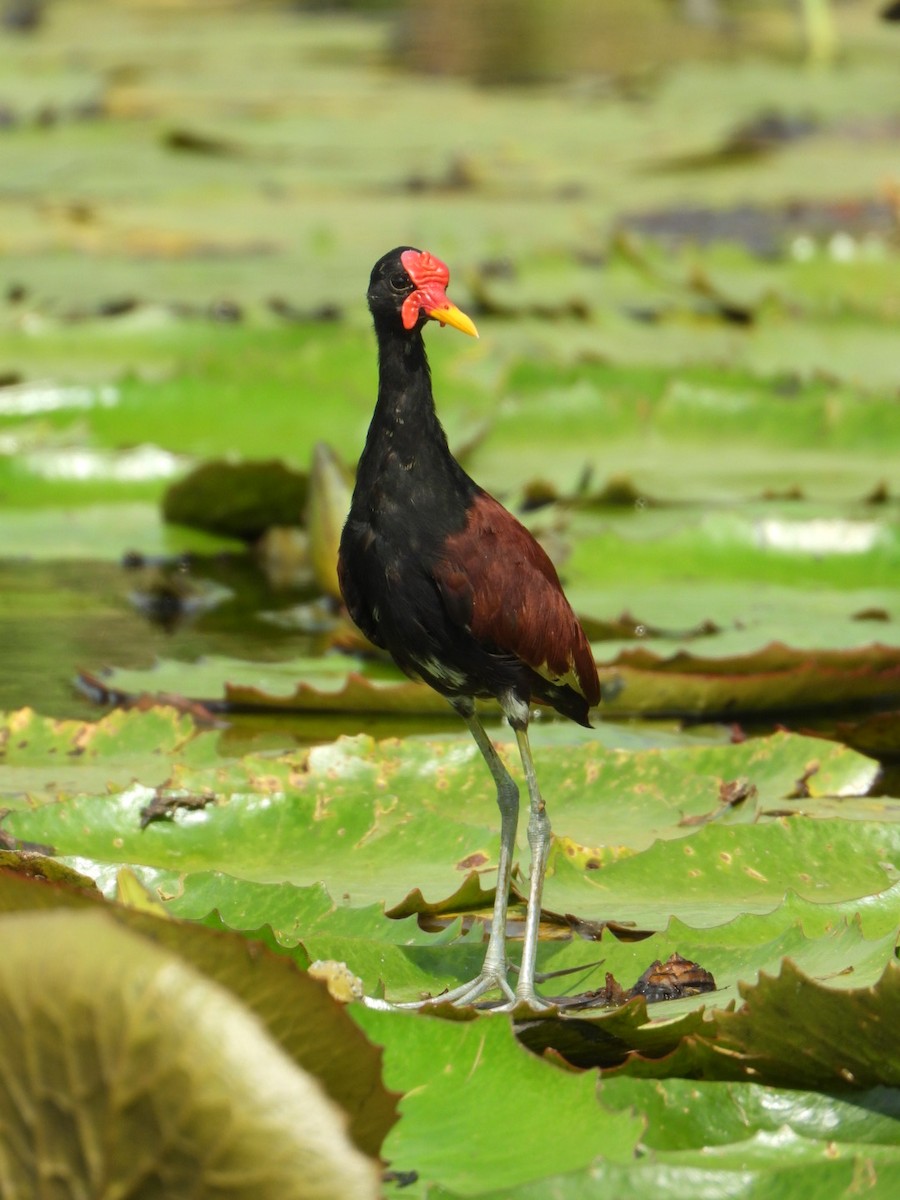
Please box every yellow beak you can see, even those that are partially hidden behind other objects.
[426,302,479,339]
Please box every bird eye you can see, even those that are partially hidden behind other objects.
[388,271,409,292]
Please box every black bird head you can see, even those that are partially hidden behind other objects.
[367,247,479,338]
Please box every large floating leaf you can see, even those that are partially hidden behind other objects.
[83,655,455,716]
[597,641,900,717]
[162,458,308,539]
[82,635,900,719]
[2,722,882,910]
[0,503,242,561]
[355,1004,900,1200]
[451,1079,900,1200]
[0,705,203,803]
[516,956,900,1089]
[354,1006,642,1196]
[0,866,398,1160]
[3,712,895,1017]
[0,903,379,1198]
[704,958,900,1089]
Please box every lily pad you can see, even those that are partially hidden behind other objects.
[458,1081,900,1200]
[0,903,380,1197]
[162,458,308,539]
[0,865,398,1160]
[3,713,895,1015]
[354,1006,642,1196]
[0,503,242,560]
[85,636,900,719]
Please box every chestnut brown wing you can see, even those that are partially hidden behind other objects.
[435,491,599,706]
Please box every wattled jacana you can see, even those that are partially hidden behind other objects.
[338,247,600,1009]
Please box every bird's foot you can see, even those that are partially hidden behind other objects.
[362,973,561,1014]
[505,988,555,1014]
[362,967,518,1012]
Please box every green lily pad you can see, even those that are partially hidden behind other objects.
[84,633,900,719]
[459,1083,900,1200]
[3,715,895,1016]
[354,1006,642,1196]
[706,958,900,1089]
[0,504,242,560]
[2,723,880,909]
[0,704,203,804]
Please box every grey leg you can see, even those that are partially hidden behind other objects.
[512,724,552,1008]
[366,692,555,1012]
[385,698,518,1008]
[456,702,519,996]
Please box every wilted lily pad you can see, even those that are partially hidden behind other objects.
[0,865,397,1160]
[83,634,900,719]
[162,458,308,539]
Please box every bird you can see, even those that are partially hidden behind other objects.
[338,246,600,1010]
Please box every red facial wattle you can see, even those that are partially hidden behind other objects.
[400,248,479,338]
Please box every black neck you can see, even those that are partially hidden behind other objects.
[368,320,452,465]
[348,315,478,545]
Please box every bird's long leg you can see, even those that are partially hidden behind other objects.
[435,699,553,1010]
[511,720,553,1008]
[451,700,519,1002]
[381,698,519,1009]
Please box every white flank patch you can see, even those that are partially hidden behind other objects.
[415,655,468,689]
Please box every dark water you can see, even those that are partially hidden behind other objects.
[0,554,465,750]
[2,556,896,789]
[1,555,311,717]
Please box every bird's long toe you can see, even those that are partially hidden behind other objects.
[438,970,518,1008]
[364,968,518,1012]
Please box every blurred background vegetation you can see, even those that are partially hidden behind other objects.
[1,0,898,740]
[3,11,900,1195]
